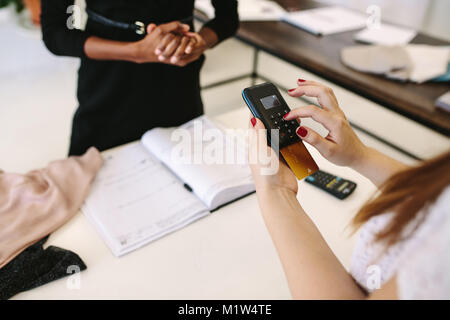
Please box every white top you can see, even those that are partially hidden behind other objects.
[350,186,450,299]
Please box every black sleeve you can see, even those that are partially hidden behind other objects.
[41,0,90,58]
[202,0,239,44]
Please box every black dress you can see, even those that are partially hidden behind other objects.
[41,0,239,155]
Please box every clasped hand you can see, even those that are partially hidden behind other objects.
[133,21,207,66]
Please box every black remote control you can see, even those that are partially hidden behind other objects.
[305,170,357,200]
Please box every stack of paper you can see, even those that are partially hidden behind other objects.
[354,24,417,46]
[282,6,367,36]
[195,0,286,21]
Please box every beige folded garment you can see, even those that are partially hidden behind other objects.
[341,45,412,81]
[341,45,450,83]
[0,147,103,269]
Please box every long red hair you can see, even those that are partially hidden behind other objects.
[353,151,450,245]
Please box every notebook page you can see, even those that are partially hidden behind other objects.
[82,143,209,256]
[141,116,254,209]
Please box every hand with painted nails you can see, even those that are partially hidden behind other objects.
[285,79,367,168]
[248,116,299,194]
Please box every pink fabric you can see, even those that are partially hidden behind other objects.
[0,147,103,269]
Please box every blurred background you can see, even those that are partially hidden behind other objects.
[1,0,449,173]
[320,0,450,41]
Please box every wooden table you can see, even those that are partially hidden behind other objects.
[199,0,450,135]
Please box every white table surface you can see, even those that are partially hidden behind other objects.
[14,107,378,300]
[1,12,425,299]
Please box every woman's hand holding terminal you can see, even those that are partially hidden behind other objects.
[285,80,367,168]
[249,117,299,195]
[285,80,407,187]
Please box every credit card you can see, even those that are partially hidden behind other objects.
[280,142,319,180]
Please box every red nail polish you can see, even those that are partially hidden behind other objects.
[283,112,289,119]
[298,78,306,82]
[288,88,295,92]
[251,117,256,127]
[297,126,307,137]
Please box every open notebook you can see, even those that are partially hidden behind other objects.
[82,116,255,257]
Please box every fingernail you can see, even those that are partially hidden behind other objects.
[298,78,306,82]
[296,126,307,137]
[288,88,295,93]
[283,112,289,119]
[251,117,256,127]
